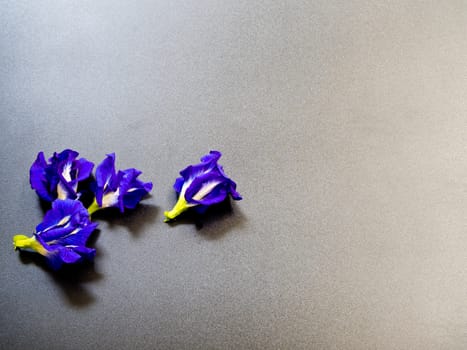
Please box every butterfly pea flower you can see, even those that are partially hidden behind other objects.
[164,150,242,222]
[13,199,98,270]
[87,153,153,215]
[30,149,94,201]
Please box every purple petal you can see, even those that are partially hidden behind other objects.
[95,153,116,188]
[227,179,242,200]
[71,245,96,260]
[92,156,152,211]
[30,149,94,202]
[33,199,97,269]
[57,172,79,199]
[46,245,95,270]
[37,200,88,229]
[184,173,229,206]
[57,246,82,264]
[173,177,184,193]
[117,168,153,212]
[122,188,151,210]
[29,152,55,201]
[200,150,222,163]
[46,252,67,270]
[179,151,223,184]
[50,149,79,164]
[75,158,94,181]
[172,150,242,210]
[36,200,92,241]
[94,153,116,206]
[51,223,98,247]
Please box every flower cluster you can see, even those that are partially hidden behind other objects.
[13,149,241,270]
[13,149,152,270]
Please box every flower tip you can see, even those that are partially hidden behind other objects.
[163,211,174,222]
[12,235,29,250]
[12,234,43,253]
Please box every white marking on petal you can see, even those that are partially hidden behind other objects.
[102,188,120,208]
[57,183,68,200]
[58,215,71,226]
[191,181,221,201]
[62,162,72,182]
[48,228,80,244]
[42,214,72,234]
[179,164,216,198]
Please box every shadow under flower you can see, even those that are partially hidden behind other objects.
[17,229,103,308]
[90,202,159,237]
[166,198,247,240]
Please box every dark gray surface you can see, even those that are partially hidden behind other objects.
[1,1,467,349]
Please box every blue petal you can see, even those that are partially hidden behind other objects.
[200,150,222,163]
[173,177,184,193]
[46,251,66,270]
[46,244,95,270]
[23,198,97,270]
[49,223,98,247]
[36,199,90,236]
[117,168,153,211]
[95,153,116,188]
[75,158,94,181]
[57,173,79,199]
[173,150,242,206]
[179,151,223,184]
[182,151,242,204]
[57,246,82,264]
[30,149,94,202]
[227,179,242,200]
[122,188,150,210]
[50,149,79,164]
[193,185,229,206]
[29,152,55,201]
[184,173,229,206]
[94,153,116,206]
[71,245,96,260]
[34,203,97,269]
[92,156,152,211]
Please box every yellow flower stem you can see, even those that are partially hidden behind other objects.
[13,234,46,255]
[87,199,101,216]
[164,196,192,222]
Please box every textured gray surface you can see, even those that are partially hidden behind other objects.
[1,1,467,349]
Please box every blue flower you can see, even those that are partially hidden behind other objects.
[13,199,98,270]
[87,153,153,215]
[30,149,94,201]
[164,150,241,221]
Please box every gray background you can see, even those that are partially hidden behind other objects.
[1,1,467,349]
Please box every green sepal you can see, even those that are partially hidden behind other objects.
[13,234,47,255]
[164,196,193,222]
